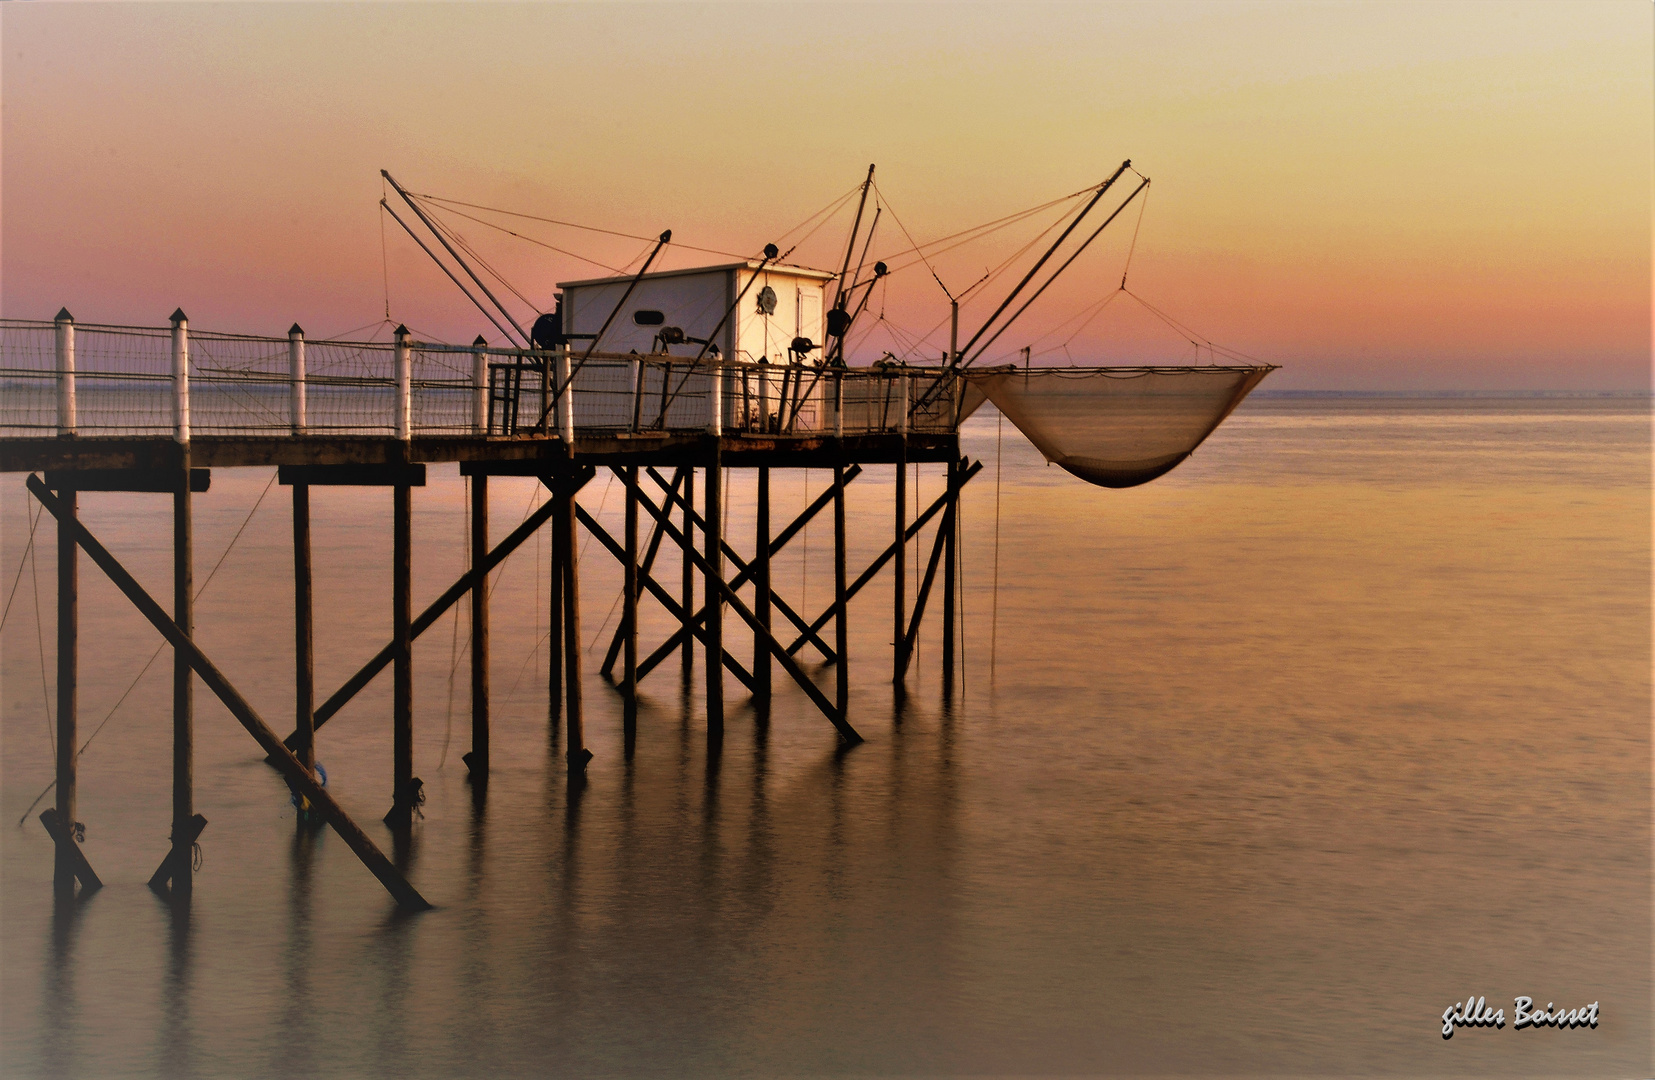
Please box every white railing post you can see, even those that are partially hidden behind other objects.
[289,323,306,435]
[170,308,190,443]
[471,335,488,435]
[557,345,574,445]
[54,308,75,436]
[394,325,411,440]
[707,360,723,437]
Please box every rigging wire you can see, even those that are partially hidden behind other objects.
[15,468,282,827]
[0,500,44,633]
[990,408,1002,684]
[410,198,625,275]
[411,191,750,261]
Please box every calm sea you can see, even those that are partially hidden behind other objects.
[2,396,1649,1079]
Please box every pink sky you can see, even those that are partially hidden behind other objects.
[4,2,1649,390]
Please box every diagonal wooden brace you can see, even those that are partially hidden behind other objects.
[27,474,431,913]
[39,808,102,895]
[787,458,982,656]
[573,503,756,691]
[898,491,951,679]
[601,467,685,677]
[622,473,859,742]
[634,464,863,680]
[639,465,836,662]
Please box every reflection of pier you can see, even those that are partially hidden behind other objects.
[1,311,977,911]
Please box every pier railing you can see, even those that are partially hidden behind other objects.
[1,317,961,440]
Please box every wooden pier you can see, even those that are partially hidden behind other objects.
[1,313,976,912]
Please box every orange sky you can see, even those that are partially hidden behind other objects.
[4,2,1649,390]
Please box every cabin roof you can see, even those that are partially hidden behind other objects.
[557,261,836,290]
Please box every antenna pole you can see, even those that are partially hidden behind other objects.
[831,165,876,316]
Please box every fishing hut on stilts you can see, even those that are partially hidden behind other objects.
[0,161,1274,913]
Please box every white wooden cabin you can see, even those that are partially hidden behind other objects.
[557,262,834,364]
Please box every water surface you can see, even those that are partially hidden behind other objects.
[3,396,1649,1078]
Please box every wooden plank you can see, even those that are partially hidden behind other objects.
[43,468,209,493]
[278,463,425,487]
[25,473,430,912]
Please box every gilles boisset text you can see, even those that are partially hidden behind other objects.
[1441,997,1599,1038]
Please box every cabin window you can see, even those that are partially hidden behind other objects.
[633,310,665,326]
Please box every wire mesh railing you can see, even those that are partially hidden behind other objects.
[1,318,962,440]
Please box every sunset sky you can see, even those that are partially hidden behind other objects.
[4,1,1649,390]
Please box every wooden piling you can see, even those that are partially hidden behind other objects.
[623,464,639,735]
[894,452,906,686]
[293,483,314,776]
[171,448,195,894]
[754,466,772,704]
[53,481,78,899]
[941,456,957,701]
[834,460,849,717]
[560,466,588,772]
[704,445,724,742]
[468,475,489,780]
[549,476,564,730]
[681,467,695,679]
[387,479,414,825]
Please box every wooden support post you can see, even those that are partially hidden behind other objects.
[834,460,849,718]
[754,465,772,704]
[942,455,958,702]
[52,481,90,898]
[894,449,906,685]
[26,474,429,911]
[623,465,639,737]
[560,466,588,773]
[385,479,416,826]
[293,483,314,777]
[704,443,724,743]
[467,475,489,780]
[681,467,695,679]
[168,446,196,895]
[549,476,564,730]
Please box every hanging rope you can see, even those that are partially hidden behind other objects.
[1,498,44,632]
